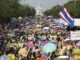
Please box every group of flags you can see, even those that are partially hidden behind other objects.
[58,8,74,26]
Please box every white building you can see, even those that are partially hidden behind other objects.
[35,5,44,16]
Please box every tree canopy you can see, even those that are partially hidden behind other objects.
[0,0,36,23]
[64,1,80,18]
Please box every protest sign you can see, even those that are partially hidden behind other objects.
[70,31,80,40]
[73,49,80,59]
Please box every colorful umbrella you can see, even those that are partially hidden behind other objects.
[64,37,71,42]
[0,55,8,60]
[25,41,34,48]
[41,42,57,53]
[40,40,48,46]
[50,23,65,30]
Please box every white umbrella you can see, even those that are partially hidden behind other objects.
[57,56,69,58]
[28,37,32,40]
[42,27,49,33]
[64,37,71,42]
[43,27,49,30]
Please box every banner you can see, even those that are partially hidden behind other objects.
[74,19,80,26]
[73,49,80,59]
[70,31,80,40]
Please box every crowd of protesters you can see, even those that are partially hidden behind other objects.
[0,17,80,60]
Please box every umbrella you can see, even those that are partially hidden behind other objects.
[42,27,49,33]
[42,53,49,58]
[43,27,49,30]
[36,57,47,60]
[25,41,34,48]
[41,42,57,53]
[64,37,71,42]
[0,55,8,60]
[50,23,56,27]
[57,56,69,58]
[50,23,65,30]
[40,40,48,46]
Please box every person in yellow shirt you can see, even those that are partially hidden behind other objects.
[18,46,29,59]
[67,44,72,51]
[66,44,73,55]
[7,53,15,60]
[57,30,61,35]
[18,41,24,48]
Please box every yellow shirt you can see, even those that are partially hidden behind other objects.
[7,54,15,60]
[18,43,24,48]
[57,31,61,35]
[18,48,28,58]
[67,45,72,51]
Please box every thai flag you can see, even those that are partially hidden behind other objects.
[58,8,74,26]
[50,23,63,28]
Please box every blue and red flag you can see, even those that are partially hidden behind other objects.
[58,8,74,26]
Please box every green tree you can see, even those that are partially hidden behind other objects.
[0,0,36,23]
[44,5,63,18]
[64,0,80,18]
[44,10,51,16]
[50,5,63,18]
[0,0,20,22]
[21,5,36,17]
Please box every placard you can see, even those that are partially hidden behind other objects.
[73,49,80,59]
[70,31,80,40]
